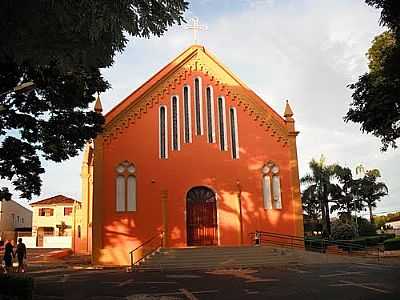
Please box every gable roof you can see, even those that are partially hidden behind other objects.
[102,45,291,145]
[30,195,79,206]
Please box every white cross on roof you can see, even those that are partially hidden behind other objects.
[185,17,208,44]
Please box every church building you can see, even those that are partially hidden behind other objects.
[80,45,304,266]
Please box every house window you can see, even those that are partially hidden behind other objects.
[77,225,81,238]
[39,208,54,216]
[22,218,24,224]
[159,106,168,159]
[171,96,180,151]
[230,107,239,159]
[64,207,73,216]
[262,162,282,209]
[206,86,216,143]
[218,96,227,151]
[183,86,192,143]
[115,161,137,212]
[194,78,203,135]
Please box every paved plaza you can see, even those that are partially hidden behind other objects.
[30,261,400,300]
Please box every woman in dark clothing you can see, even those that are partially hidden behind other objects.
[3,241,15,273]
[15,238,27,272]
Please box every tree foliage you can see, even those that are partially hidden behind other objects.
[0,0,188,200]
[301,155,339,238]
[356,170,388,223]
[345,1,400,151]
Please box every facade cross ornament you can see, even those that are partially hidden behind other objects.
[185,17,208,44]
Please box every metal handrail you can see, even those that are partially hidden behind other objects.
[250,231,380,256]
[129,231,164,268]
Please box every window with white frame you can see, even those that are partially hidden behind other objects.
[229,107,239,159]
[115,161,137,212]
[171,96,180,151]
[206,86,216,143]
[194,77,203,135]
[217,96,227,151]
[262,162,282,209]
[159,105,168,159]
[183,85,192,143]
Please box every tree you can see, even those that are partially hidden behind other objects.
[0,1,188,200]
[301,155,338,238]
[356,169,388,223]
[330,166,363,223]
[345,1,400,151]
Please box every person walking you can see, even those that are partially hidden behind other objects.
[15,238,27,273]
[3,240,15,274]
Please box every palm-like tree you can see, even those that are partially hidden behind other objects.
[331,166,363,223]
[301,155,338,238]
[356,169,388,223]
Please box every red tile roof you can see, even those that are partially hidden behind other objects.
[30,195,79,206]
[387,215,400,223]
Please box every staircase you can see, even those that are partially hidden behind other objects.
[136,245,301,271]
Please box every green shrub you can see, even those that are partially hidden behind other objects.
[331,220,356,240]
[384,238,400,251]
[0,274,33,300]
[356,217,376,236]
[380,233,395,240]
[304,237,326,251]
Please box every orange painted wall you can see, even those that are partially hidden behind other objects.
[94,70,302,265]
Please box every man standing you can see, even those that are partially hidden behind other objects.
[15,238,27,273]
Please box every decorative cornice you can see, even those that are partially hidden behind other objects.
[102,48,290,147]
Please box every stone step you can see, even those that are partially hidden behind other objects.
[145,252,294,263]
[138,246,301,271]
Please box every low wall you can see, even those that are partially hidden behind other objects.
[43,236,72,249]
[21,236,37,248]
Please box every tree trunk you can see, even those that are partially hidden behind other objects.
[325,200,331,237]
[369,204,374,223]
[319,198,328,238]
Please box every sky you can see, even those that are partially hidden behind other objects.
[4,0,399,218]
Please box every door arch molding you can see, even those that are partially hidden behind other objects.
[186,186,218,246]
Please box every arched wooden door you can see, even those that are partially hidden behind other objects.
[186,186,218,246]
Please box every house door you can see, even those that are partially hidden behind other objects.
[37,228,44,247]
[186,186,218,246]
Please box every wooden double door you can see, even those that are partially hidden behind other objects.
[186,186,218,246]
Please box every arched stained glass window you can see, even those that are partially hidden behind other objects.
[194,78,203,135]
[115,162,137,212]
[183,86,192,143]
[230,107,239,159]
[171,96,180,151]
[218,96,227,151]
[261,162,282,209]
[206,86,216,143]
[159,106,168,159]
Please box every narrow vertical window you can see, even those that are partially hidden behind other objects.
[194,78,203,135]
[183,86,192,143]
[230,107,239,159]
[171,96,180,151]
[159,106,168,159]
[272,175,282,209]
[116,175,126,212]
[218,96,227,151]
[262,175,272,209]
[127,176,137,211]
[206,86,216,143]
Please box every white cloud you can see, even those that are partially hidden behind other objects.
[3,0,399,215]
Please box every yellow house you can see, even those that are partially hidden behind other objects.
[30,195,80,248]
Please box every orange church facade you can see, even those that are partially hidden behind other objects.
[81,45,304,266]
